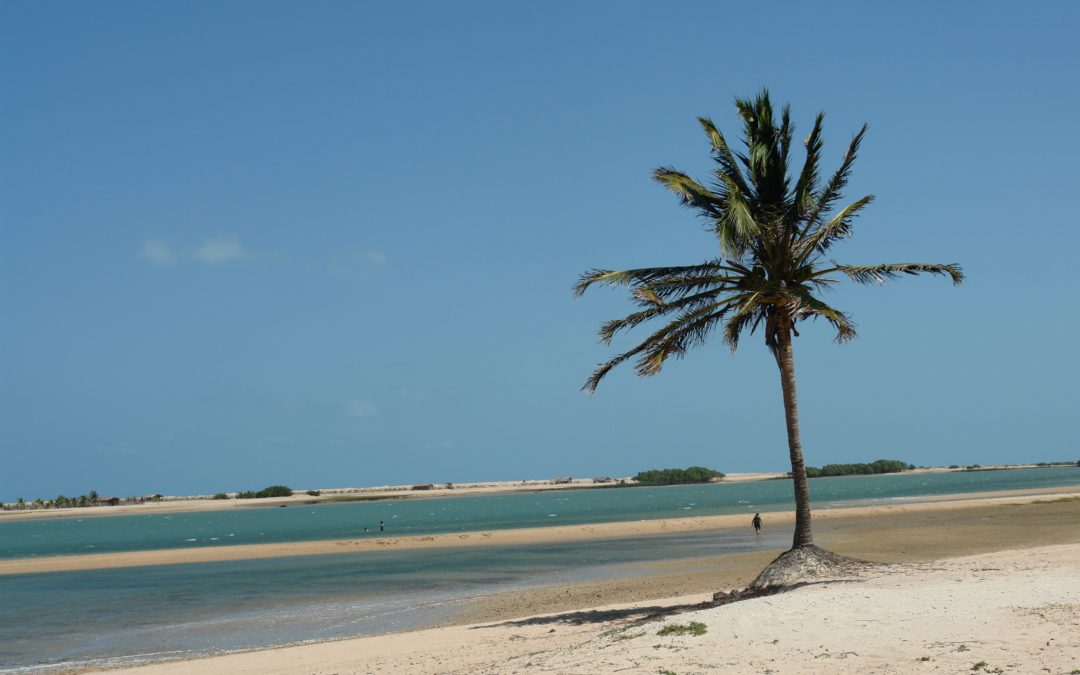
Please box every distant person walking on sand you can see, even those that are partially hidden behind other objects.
[379,521,384,532]
[752,513,762,535]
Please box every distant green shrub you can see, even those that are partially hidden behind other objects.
[211,492,230,500]
[235,486,294,499]
[634,467,724,486]
[804,459,913,478]
[306,490,321,496]
[256,485,293,498]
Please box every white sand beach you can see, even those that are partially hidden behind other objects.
[96,541,1080,674]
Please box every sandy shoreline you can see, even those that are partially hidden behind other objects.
[92,529,1080,673]
[5,484,1078,576]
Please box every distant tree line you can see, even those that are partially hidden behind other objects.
[801,459,913,478]
[0,490,149,511]
[634,467,725,485]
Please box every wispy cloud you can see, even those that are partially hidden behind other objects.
[139,240,178,265]
[326,249,388,278]
[345,399,378,418]
[193,237,249,264]
[138,236,252,266]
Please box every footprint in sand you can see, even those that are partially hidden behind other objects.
[481,532,491,537]
[419,536,434,541]
[458,534,469,539]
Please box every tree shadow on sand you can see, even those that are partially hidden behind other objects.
[471,578,868,629]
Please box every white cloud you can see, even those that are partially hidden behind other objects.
[139,240,177,265]
[193,237,249,264]
[327,249,388,277]
[346,399,377,418]
[138,236,252,266]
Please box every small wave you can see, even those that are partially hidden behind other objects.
[185,538,197,542]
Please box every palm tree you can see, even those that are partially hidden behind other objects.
[575,90,961,556]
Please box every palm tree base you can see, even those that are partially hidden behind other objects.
[746,544,873,591]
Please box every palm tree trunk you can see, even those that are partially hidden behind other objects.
[775,323,813,549]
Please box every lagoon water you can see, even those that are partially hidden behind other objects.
[2,467,1078,560]
[0,530,788,672]
[1,467,1077,671]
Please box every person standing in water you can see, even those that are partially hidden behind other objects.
[379,520,384,532]
[752,513,762,534]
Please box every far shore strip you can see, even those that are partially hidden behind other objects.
[2,465,1058,523]
[3,485,1076,576]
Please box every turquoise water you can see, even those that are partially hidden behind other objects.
[0,530,787,672]
[2,467,1078,560]
[0,467,1077,671]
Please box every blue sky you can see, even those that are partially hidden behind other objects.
[2,1,1078,500]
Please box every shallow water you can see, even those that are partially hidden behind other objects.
[0,529,787,672]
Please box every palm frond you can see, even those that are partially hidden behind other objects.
[830,262,964,286]
[787,289,857,342]
[795,194,875,262]
[652,168,719,215]
[572,263,729,297]
[582,343,650,393]
[698,116,753,199]
[806,123,867,231]
[632,274,742,305]
[778,104,793,170]
[721,306,762,352]
[583,302,731,392]
[787,112,824,229]
[599,290,741,344]
[720,291,767,352]
[714,172,760,255]
[635,304,732,377]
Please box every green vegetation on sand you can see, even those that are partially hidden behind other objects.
[657,622,708,637]
[803,459,913,478]
[634,467,724,485]
[236,485,294,499]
